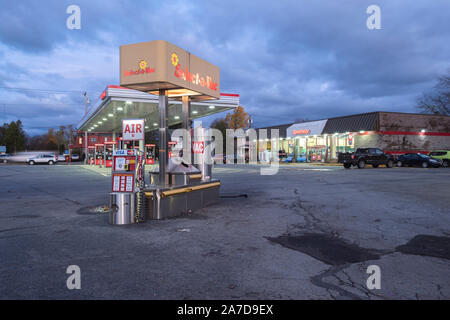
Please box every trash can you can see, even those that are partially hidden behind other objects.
[109,192,135,225]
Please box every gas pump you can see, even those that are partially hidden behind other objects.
[88,146,95,165]
[94,144,104,165]
[109,148,146,224]
[104,141,117,168]
[98,144,105,166]
[145,144,156,164]
[117,137,123,150]
[122,140,133,150]
[116,137,131,150]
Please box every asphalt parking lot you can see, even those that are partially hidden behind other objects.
[1,163,449,299]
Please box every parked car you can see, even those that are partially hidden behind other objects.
[396,153,442,168]
[338,148,395,169]
[428,150,450,168]
[278,150,287,161]
[0,153,11,163]
[56,154,66,162]
[26,154,57,165]
[285,154,306,163]
[296,154,307,163]
[71,153,80,161]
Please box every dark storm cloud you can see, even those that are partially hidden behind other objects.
[0,0,449,132]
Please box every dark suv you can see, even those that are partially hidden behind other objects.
[338,148,395,169]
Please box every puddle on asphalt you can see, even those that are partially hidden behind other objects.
[396,235,450,260]
[267,233,381,265]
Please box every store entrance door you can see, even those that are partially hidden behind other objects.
[308,146,326,162]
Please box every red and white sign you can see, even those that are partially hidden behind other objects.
[122,119,145,141]
[192,141,204,154]
[112,173,135,193]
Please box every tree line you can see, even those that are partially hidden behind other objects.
[0,121,75,154]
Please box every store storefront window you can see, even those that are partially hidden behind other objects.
[333,133,355,155]
[295,137,306,157]
[347,133,355,153]
[256,130,358,163]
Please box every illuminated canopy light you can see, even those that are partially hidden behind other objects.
[209,105,215,109]
[148,88,202,98]
[360,130,365,133]
[174,116,180,119]
[421,129,426,133]
[192,110,198,114]
[117,107,123,111]
[125,101,132,104]
[102,118,107,121]
[108,113,114,117]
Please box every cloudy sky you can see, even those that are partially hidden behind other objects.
[0,0,449,135]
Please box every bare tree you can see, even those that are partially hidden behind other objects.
[417,70,450,116]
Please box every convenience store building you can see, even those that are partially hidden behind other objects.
[254,111,450,162]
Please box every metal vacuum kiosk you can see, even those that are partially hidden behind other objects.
[110,40,222,223]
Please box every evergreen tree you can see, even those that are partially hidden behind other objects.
[4,120,27,154]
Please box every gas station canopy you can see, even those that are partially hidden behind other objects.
[120,40,220,101]
[77,85,239,133]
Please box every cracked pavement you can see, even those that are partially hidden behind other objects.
[1,163,449,299]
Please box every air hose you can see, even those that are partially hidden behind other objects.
[135,188,145,223]
[134,152,146,223]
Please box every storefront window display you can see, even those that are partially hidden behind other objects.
[330,133,355,159]
[256,132,357,162]
[294,137,307,157]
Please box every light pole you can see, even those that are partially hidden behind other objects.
[83,92,90,164]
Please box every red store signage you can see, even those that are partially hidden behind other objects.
[293,129,310,135]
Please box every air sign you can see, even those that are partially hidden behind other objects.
[122,119,145,141]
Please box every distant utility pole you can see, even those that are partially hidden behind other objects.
[83,91,89,165]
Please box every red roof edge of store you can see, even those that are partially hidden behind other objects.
[100,85,239,100]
